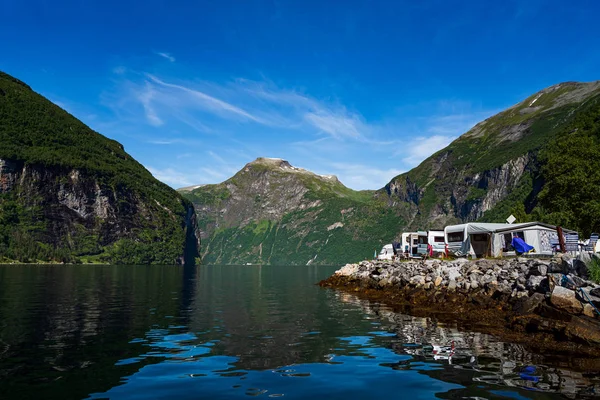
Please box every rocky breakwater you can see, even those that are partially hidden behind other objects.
[320,255,600,360]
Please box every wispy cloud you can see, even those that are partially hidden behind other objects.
[400,135,455,166]
[156,52,175,62]
[147,167,192,187]
[146,74,264,123]
[104,68,498,190]
[327,162,405,190]
[110,72,370,141]
[137,82,163,126]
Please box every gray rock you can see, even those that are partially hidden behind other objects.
[574,258,590,279]
[448,279,457,291]
[551,286,583,314]
[527,264,548,277]
[548,261,563,273]
[516,292,546,314]
[527,275,545,291]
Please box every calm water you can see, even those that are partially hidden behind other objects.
[0,265,598,399]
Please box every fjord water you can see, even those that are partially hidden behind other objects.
[0,266,597,399]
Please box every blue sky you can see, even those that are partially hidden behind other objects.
[1,0,599,190]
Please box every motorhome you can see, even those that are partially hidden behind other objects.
[377,244,395,260]
[401,231,428,257]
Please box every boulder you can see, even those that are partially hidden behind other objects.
[446,266,462,281]
[527,264,548,277]
[448,279,457,291]
[410,275,426,286]
[576,288,600,308]
[583,304,597,318]
[574,258,590,280]
[526,275,545,292]
[590,287,600,297]
[434,276,443,287]
[551,286,583,314]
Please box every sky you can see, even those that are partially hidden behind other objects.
[1,0,599,190]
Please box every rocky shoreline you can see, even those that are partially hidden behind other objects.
[319,255,600,366]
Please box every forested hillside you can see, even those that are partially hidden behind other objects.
[0,71,199,264]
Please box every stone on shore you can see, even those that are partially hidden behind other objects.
[551,285,583,314]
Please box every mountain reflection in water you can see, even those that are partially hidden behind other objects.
[0,264,598,399]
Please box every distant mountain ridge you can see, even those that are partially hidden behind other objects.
[183,80,600,265]
[0,71,199,264]
[181,157,403,265]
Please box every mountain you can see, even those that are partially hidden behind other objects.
[181,157,404,265]
[383,80,600,234]
[184,80,600,265]
[0,71,199,264]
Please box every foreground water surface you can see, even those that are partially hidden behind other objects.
[0,264,598,399]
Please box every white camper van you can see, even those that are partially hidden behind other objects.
[401,231,428,258]
[377,244,395,260]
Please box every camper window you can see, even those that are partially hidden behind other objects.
[434,236,445,243]
[418,236,428,244]
[447,232,464,242]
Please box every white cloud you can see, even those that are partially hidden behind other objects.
[136,82,163,126]
[146,74,264,123]
[103,68,499,190]
[327,162,405,190]
[156,52,175,62]
[400,134,455,167]
[304,110,362,139]
[147,167,193,187]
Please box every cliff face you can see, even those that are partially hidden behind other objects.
[382,80,600,230]
[0,71,199,264]
[383,153,534,228]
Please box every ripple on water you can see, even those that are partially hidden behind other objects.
[2,265,600,399]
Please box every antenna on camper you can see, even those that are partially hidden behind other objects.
[506,215,516,224]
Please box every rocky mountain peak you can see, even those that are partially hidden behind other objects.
[243,157,340,183]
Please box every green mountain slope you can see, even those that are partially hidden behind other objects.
[181,158,404,265]
[0,71,199,264]
[185,80,600,265]
[383,81,600,235]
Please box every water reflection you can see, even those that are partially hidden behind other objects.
[336,291,600,398]
[0,264,599,399]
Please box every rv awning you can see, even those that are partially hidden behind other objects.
[466,223,514,234]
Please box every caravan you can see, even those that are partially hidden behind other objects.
[444,222,576,258]
[428,230,445,256]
